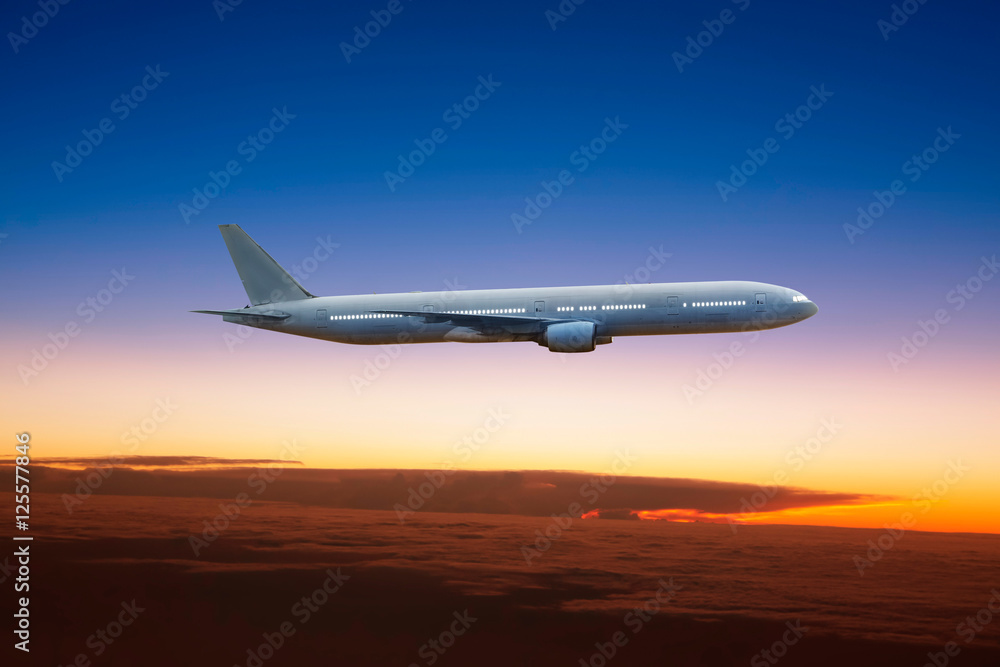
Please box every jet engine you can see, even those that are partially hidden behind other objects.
[541,321,598,353]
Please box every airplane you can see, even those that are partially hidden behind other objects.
[194,224,818,353]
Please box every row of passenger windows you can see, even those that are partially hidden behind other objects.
[331,301,753,321]
[332,308,528,321]
[330,301,762,320]
[689,300,746,307]
[446,308,526,314]
[332,313,403,320]
[557,304,646,312]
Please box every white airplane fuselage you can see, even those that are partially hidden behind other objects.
[224,281,817,347]
[197,226,818,353]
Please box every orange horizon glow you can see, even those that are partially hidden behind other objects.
[635,501,905,527]
[5,332,998,538]
[10,455,999,535]
[631,500,1000,535]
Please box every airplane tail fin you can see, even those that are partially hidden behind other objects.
[218,224,314,306]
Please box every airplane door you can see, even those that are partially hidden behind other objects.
[667,296,679,315]
[754,293,766,312]
[534,300,545,314]
[423,304,434,312]
[316,309,327,328]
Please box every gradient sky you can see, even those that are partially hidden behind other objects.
[2,0,998,533]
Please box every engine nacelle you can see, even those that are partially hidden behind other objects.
[542,321,597,353]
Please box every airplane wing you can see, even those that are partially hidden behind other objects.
[370,309,556,334]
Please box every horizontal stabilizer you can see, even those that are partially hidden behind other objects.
[191,309,290,323]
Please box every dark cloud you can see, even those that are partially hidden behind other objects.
[9,459,889,519]
[0,455,302,468]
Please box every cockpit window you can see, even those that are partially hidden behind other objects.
[792,295,810,302]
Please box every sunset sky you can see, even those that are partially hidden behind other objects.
[3,0,998,534]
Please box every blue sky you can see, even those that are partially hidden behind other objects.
[3,0,998,345]
[3,0,997,287]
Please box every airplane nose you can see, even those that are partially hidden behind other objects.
[804,301,818,318]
